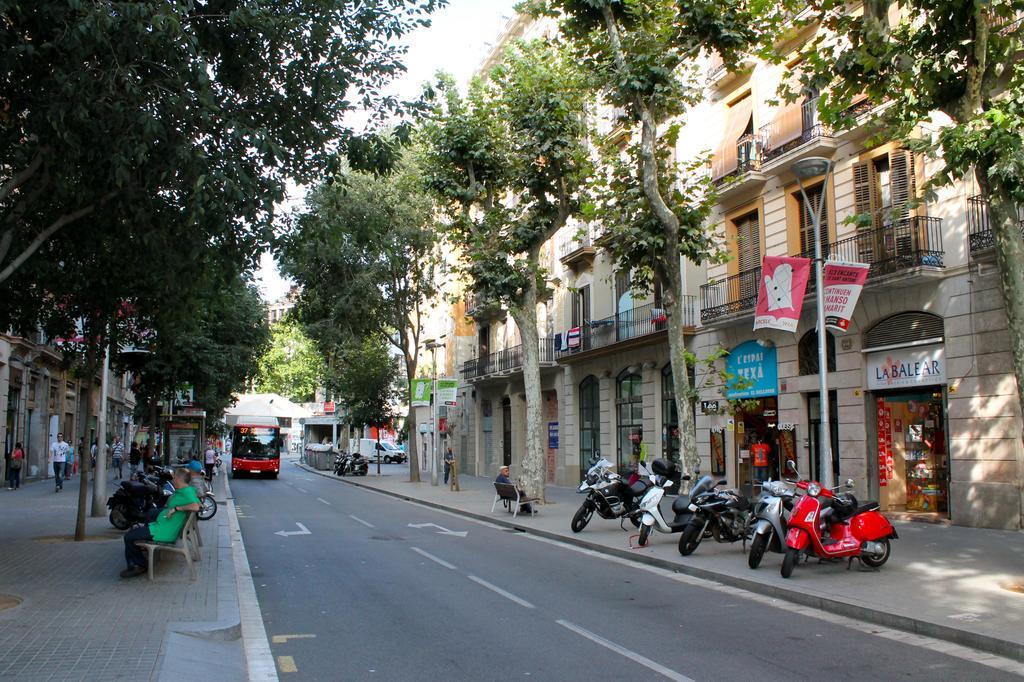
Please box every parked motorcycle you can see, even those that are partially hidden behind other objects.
[107,468,174,530]
[334,451,368,477]
[781,461,898,578]
[746,479,796,569]
[632,459,708,547]
[677,477,751,556]
[571,456,645,532]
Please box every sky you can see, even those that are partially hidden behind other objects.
[255,0,519,302]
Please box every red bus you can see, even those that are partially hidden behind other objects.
[231,416,281,478]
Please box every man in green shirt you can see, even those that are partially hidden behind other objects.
[120,467,201,578]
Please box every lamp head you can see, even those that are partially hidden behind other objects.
[792,156,833,180]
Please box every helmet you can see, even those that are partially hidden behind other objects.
[187,460,203,473]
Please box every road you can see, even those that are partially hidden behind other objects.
[231,459,1020,681]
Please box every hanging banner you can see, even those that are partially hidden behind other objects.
[410,379,432,407]
[823,260,870,332]
[436,379,459,407]
[753,255,812,333]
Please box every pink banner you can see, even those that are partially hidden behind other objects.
[823,260,870,332]
[753,256,812,333]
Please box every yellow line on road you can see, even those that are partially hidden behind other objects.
[277,655,298,673]
[272,634,317,644]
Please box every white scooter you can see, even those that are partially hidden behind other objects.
[632,459,712,546]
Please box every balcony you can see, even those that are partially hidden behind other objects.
[712,134,768,204]
[967,195,1024,255]
[758,99,838,173]
[705,53,754,91]
[461,337,556,382]
[558,228,597,271]
[557,298,698,361]
[464,291,504,322]
[700,216,945,324]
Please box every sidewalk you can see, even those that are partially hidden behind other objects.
[0,468,247,681]
[304,462,1024,663]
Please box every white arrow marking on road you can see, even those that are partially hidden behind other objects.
[274,523,311,537]
[407,522,468,537]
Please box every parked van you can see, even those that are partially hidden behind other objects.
[358,438,406,464]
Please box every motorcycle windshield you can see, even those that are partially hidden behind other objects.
[689,475,714,497]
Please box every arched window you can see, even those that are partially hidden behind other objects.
[798,329,836,375]
[616,369,644,470]
[662,365,679,463]
[579,376,600,472]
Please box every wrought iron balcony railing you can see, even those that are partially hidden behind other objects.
[556,298,697,359]
[461,337,555,381]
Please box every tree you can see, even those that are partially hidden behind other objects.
[794,0,1024,519]
[333,333,402,437]
[254,318,323,403]
[0,0,443,288]
[530,0,780,487]
[419,40,591,501]
[278,154,438,481]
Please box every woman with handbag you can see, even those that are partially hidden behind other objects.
[8,442,23,490]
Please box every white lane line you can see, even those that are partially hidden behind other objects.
[316,497,331,506]
[411,547,457,570]
[296,487,308,493]
[467,575,535,609]
[556,620,693,682]
[349,514,375,528]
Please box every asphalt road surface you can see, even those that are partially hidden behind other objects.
[231,460,1021,681]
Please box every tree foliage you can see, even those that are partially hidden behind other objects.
[278,153,438,479]
[254,318,322,404]
[418,40,591,499]
[333,333,402,431]
[0,0,443,287]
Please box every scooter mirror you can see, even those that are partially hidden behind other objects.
[663,480,675,488]
[845,478,855,488]
[681,475,691,481]
[717,479,728,487]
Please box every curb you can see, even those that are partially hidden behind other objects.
[298,462,1024,663]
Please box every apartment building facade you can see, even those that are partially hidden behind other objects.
[450,13,1022,530]
[0,331,136,482]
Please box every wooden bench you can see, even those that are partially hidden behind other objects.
[138,512,201,581]
[491,482,538,518]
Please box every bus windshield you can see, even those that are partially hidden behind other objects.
[232,426,280,460]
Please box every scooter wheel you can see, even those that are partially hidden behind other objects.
[570,502,594,533]
[747,532,768,570]
[781,547,799,578]
[861,538,891,568]
[109,505,130,530]
[678,524,701,556]
[638,524,652,547]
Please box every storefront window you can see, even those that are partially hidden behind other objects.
[875,391,947,515]
[661,365,679,462]
[579,376,600,471]
[616,370,643,471]
[808,391,839,481]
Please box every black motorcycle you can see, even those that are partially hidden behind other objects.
[107,468,173,530]
[571,457,646,532]
[335,451,368,477]
[677,479,751,556]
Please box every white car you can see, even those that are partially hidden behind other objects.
[358,438,406,464]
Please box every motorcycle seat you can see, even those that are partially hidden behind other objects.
[122,481,151,495]
[854,501,880,515]
[671,495,690,513]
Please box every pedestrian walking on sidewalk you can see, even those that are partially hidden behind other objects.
[120,467,201,578]
[129,442,142,476]
[203,442,216,480]
[443,446,454,484]
[50,434,69,492]
[8,442,23,490]
[111,437,125,480]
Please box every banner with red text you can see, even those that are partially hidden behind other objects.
[823,260,870,332]
[753,255,812,333]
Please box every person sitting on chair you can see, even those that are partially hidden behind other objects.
[495,465,532,514]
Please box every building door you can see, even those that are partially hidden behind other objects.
[501,397,512,467]
[579,376,600,472]
[735,397,779,497]
[874,390,948,516]
[808,391,839,483]
[614,270,634,341]
[615,370,643,473]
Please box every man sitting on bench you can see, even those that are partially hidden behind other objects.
[496,465,533,514]
[120,467,201,578]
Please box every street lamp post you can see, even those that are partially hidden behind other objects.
[792,156,836,489]
[423,337,446,487]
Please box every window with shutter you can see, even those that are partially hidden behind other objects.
[736,212,761,272]
[887,149,916,221]
[797,183,829,258]
[852,159,881,263]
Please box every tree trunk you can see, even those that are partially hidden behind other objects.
[404,351,421,482]
[660,255,700,492]
[978,173,1024,527]
[511,264,546,503]
[74,347,98,541]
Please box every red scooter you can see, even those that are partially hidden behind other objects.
[781,466,898,578]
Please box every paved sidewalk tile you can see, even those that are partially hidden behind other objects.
[304,458,1024,660]
[0,470,228,681]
